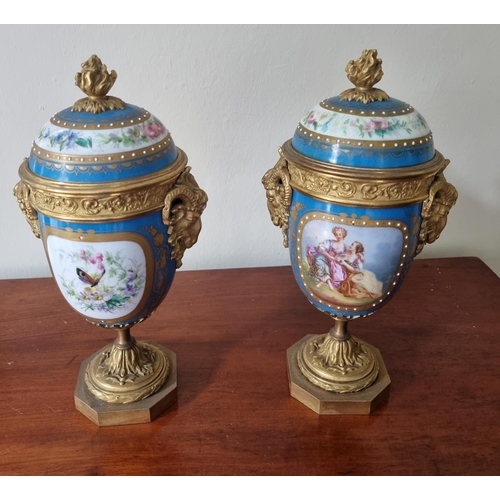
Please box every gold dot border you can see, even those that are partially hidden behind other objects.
[296,125,433,151]
[31,134,174,167]
[50,111,152,130]
[296,211,410,315]
[320,100,414,117]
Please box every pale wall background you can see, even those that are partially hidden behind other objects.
[1,25,499,279]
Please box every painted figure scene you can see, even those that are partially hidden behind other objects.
[301,219,404,307]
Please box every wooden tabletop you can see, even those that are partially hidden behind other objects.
[1,257,499,475]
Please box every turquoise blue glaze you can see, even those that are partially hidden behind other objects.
[324,96,410,112]
[291,133,434,168]
[54,104,147,125]
[288,190,421,319]
[39,212,176,328]
[29,144,178,183]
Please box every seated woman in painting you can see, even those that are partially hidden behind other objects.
[306,226,348,291]
[338,241,383,299]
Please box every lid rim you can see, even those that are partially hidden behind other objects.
[19,148,188,195]
[281,139,446,181]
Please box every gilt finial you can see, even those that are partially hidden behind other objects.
[339,49,390,104]
[72,55,125,114]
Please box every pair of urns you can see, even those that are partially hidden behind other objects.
[14,52,457,425]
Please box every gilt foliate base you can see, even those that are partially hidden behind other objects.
[287,334,390,415]
[75,342,177,426]
[297,333,380,393]
[85,340,170,404]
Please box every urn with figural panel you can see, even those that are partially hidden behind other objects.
[262,50,457,414]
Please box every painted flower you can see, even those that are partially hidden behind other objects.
[46,129,92,151]
[307,113,317,125]
[364,121,376,133]
[55,131,69,144]
[106,133,123,145]
[142,120,165,140]
[373,119,389,131]
[59,246,145,314]
[126,127,143,142]
[39,127,51,139]
[67,131,79,148]
[414,114,427,129]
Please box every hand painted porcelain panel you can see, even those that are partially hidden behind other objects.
[288,191,420,319]
[48,237,148,322]
[40,211,177,328]
[292,97,434,168]
[29,105,178,182]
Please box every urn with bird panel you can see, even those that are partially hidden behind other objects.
[14,55,208,425]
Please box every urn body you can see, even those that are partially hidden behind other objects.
[17,102,204,329]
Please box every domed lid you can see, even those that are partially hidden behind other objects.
[291,50,434,169]
[29,55,177,183]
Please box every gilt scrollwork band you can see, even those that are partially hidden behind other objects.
[162,167,208,268]
[280,140,448,207]
[416,163,458,255]
[261,149,292,248]
[14,149,188,223]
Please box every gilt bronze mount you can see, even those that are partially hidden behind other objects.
[14,55,207,426]
[263,49,457,414]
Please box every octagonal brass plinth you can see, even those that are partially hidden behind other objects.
[75,342,177,426]
[287,334,390,415]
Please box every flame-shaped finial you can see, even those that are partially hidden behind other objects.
[339,49,390,104]
[72,55,125,114]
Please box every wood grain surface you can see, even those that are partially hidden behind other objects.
[0,257,499,475]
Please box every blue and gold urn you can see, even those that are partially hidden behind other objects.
[14,56,207,425]
[263,50,457,414]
